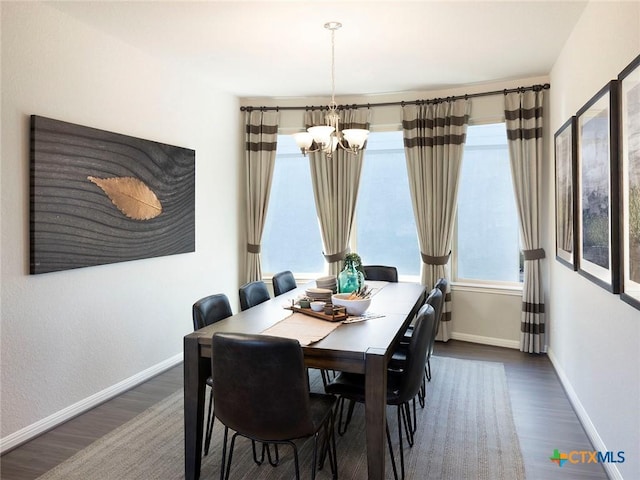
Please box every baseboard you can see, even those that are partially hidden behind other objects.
[449,331,520,349]
[547,348,622,480]
[0,353,183,454]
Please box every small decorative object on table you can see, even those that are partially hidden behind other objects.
[310,301,326,312]
[286,299,347,322]
[338,252,365,293]
[332,284,372,315]
[298,298,311,308]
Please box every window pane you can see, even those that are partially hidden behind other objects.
[262,136,324,274]
[356,131,420,276]
[456,123,521,283]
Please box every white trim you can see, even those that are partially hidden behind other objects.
[0,353,183,454]
[452,282,523,296]
[449,332,520,349]
[547,348,623,480]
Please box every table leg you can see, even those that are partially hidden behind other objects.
[365,347,387,480]
[184,335,206,480]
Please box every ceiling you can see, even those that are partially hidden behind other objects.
[49,1,588,99]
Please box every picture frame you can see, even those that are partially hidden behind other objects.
[618,54,640,310]
[575,81,620,293]
[554,116,578,270]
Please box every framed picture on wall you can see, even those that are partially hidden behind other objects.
[619,54,640,310]
[575,81,620,293]
[30,116,196,274]
[554,116,578,270]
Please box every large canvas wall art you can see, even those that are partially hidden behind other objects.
[619,54,640,310]
[30,115,195,274]
[575,81,620,293]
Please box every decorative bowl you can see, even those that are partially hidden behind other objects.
[331,293,371,316]
[310,301,326,312]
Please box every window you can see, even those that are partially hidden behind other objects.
[261,135,324,275]
[355,131,420,276]
[263,124,522,285]
[454,123,522,283]
[263,131,419,277]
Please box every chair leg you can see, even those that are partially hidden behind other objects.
[223,430,245,480]
[204,387,215,456]
[290,442,301,480]
[311,432,320,480]
[251,441,266,465]
[426,357,432,382]
[397,405,406,480]
[328,412,338,479]
[386,420,399,480]
[336,397,356,436]
[400,402,414,447]
[410,397,417,435]
[225,433,241,480]
[318,411,338,479]
[418,372,426,408]
[266,443,280,466]
[220,426,229,480]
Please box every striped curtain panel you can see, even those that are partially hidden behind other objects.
[504,90,546,353]
[244,110,279,282]
[402,99,470,342]
[306,108,370,275]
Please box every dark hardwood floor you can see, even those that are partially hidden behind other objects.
[1,340,608,480]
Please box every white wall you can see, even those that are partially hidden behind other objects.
[0,2,241,449]
[548,2,640,479]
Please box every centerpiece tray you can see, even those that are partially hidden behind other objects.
[285,304,348,322]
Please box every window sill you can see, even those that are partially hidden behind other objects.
[451,281,523,297]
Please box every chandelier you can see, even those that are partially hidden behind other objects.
[293,22,369,158]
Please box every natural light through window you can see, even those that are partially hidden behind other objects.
[356,131,420,276]
[262,135,324,275]
[455,123,522,284]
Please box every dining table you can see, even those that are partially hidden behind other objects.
[183,280,426,480]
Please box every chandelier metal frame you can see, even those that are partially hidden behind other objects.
[293,22,369,158]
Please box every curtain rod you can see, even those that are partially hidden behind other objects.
[240,83,549,112]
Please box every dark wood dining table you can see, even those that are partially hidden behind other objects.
[183,281,426,480]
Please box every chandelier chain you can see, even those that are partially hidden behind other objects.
[291,21,369,158]
[330,26,336,108]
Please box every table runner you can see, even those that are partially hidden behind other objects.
[260,312,342,346]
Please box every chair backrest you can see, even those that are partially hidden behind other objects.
[396,303,436,403]
[272,270,297,297]
[363,265,398,283]
[425,287,444,324]
[212,332,315,441]
[434,277,448,298]
[424,287,444,359]
[192,294,233,331]
[238,281,270,311]
[433,277,448,336]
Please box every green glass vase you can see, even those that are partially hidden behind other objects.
[338,260,364,294]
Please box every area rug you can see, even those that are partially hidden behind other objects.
[36,356,525,480]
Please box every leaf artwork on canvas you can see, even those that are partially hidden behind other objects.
[88,176,163,220]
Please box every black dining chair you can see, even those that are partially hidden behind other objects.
[363,265,399,282]
[238,280,270,311]
[325,304,436,480]
[192,294,233,456]
[432,277,448,339]
[212,332,338,480]
[272,270,297,297]
[392,287,443,412]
